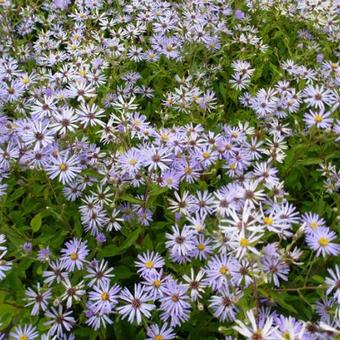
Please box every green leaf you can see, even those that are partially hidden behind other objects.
[30,213,42,232]
[114,265,135,280]
[118,194,142,204]
[100,227,141,257]
[297,158,323,165]
[275,293,298,314]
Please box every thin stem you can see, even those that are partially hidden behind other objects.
[274,285,327,292]
[44,173,74,235]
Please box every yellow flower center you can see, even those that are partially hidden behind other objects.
[145,260,154,269]
[230,163,237,170]
[167,178,174,185]
[283,332,291,340]
[240,238,249,247]
[59,163,68,171]
[310,222,318,229]
[197,243,205,251]
[128,158,138,166]
[202,151,210,159]
[231,131,238,138]
[184,167,192,175]
[70,252,78,260]
[132,119,141,127]
[153,279,161,288]
[22,77,30,84]
[263,216,273,225]
[166,45,174,52]
[219,266,228,275]
[154,336,163,340]
[318,237,329,247]
[160,133,169,141]
[19,336,28,340]
[314,114,323,123]
[101,292,109,301]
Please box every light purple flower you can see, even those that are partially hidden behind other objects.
[306,227,340,257]
[60,238,89,271]
[117,284,155,325]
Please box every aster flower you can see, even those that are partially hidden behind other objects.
[230,72,251,91]
[88,281,121,314]
[191,234,213,260]
[230,259,257,287]
[84,259,114,287]
[325,265,340,303]
[85,303,113,330]
[90,184,114,206]
[306,227,340,257]
[241,180,266,207]
[221,204,262,233]
[301,212,326,233]
[67,80,96,102]
[142,145,171,172]
[146,323,176,340]
[229,228,262,258]
[30,96,57,120]
[252,161,279,189]
[118,148,143,175]
[111,95,138,112]
[176,158,202,183]
[0,250,12,280]
[9,324,39,340]
[77,103,106,128]
[261,252,289,287]
[105,209,124,232]
[168,191,195,215]
[43,260,68,286]
[0,234,6,251]
[161,170,181,190]
[60,238,89,271]
[302,85,335,110]
[46,152,82,185]
[22,121,54,151]
[25,283,52,315]
[209,289,239,322]
[61,279,86,308]
[142,269,169,300]
[117,284,155,325]
[165,224,195,257]
[274,315,306,340]
[304,109,333,129]
[195,146,219,167]
[44,305,75,337]
[182,269,206,301]
[204,254,237,291]
[233,309,278,339]
[37,247,51,262]
[50,107,79,136]
[0,143,19,170]
[315,297,334,323]
[135,251,165,278]
[191,191,215,216]
[159,279,191,327]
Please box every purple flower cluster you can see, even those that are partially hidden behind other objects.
[0,0,339,338]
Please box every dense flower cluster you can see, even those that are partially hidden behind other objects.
[0,0,339,339]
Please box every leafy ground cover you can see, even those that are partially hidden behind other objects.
[0,0,339,339]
